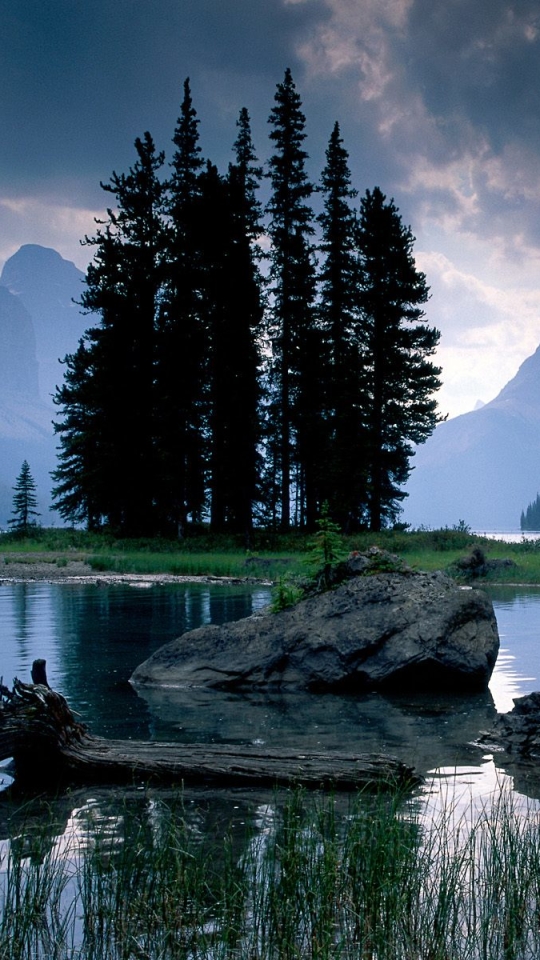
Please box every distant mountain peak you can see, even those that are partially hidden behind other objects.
[0,244,89,401]
[1,243,85,295]
[0,244,91,525]
[8,243,71,263]
[404,341,540,530]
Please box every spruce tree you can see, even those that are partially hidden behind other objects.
[230,107,263,245]
[191,153,262,534]
[53,133,166,534]
[52,332,106,529]
[357,187,442,530]
[155,79,207,536]
[266,68,320,529]
[318,122,366,529]
[223,111,264,532]
[9,461,40,533]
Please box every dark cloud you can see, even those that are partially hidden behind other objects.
[3,0,540,420]
[0,0,331,203]
[407,0,540,154]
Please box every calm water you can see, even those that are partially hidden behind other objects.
[1,580,540,837]
[0,580,272,739]
[0,578,539,958]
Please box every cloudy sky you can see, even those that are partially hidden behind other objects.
[2,0,540,419]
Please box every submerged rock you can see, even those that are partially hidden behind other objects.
[131,568,499,694]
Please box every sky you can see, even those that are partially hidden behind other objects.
[2,0,540,420]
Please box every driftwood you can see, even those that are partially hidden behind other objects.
[0,662,419,792]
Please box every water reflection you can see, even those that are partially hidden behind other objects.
[2,580,540,946]
[136,684,498,777]
[0,581,540,806]
[0,581,270,738]
[485,585,540,712]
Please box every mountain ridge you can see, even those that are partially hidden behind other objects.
[0,245,90,525]
[403,345,540,530]
[0,244,88,401]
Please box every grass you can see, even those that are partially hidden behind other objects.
[2,525,540,583]
[2,786,540,958]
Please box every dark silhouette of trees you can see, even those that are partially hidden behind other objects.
[53,133,166,535]
[230,107,263,246]
[52,330,106,529]
[357,187,442,531]
[266,68,320,529]
[52,75,443,536]
[196,159,263,533]
[155,78,207,536]
[318,122,367,530]
[9,461,40,533]
[206,109,264,534]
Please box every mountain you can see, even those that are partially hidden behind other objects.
[0,245,90,526]
[0,244,88,401]
[0,287,39,398]
[403,345,540,531]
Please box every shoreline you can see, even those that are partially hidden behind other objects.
[0,558,272,586]
[1,557,539,590]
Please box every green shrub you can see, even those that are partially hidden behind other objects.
[271,576,305,612]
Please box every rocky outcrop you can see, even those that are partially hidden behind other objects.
[131,567,500,693]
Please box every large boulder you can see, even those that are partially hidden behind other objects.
[131,568,499,693]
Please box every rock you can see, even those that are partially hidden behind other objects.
[481,692,540,757]
[131,568,499,693]
[452,546,517,579]
[308,546,412,591]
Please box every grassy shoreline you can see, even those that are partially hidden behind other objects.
[1,526,540,583]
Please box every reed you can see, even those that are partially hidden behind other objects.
[1,786,540,958]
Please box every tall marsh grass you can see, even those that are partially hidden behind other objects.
[2,787,540,958]
[86,551,304,580]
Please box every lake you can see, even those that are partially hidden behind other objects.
[1,579,540,839]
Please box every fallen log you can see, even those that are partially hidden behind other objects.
[0,664,420,792]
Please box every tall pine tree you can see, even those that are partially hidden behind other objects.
[318,122,367,529]
[155,79,207,536]
[196,157,263,533]
[266,68,320,529]
[53,133,166,535]
[357,187,442,530]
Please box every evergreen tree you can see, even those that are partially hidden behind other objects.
[52,331,107,529]
[196,159,263,533]
[155,78,207,536]
[53,133,166,534]
[266,68,320,529]
[230,107,264,245]
[9,461,40,533]
[357,187,442,530]
[318,122,366,529]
